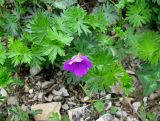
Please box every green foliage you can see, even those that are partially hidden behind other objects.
[139,106,157,121]
[138,63,160,96]
[0,44,6,65]
[85,48,133,95]
[8,40,32,66]
[50,112,60,121]
[94,3,118,25]
[126,0,151,28]
[94,101,105,113]
[63,6,90,35]
[0,67,13,88]
[0,11,20,36]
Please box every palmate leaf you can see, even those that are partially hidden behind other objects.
[0,67,13,88]
[137,31,160,65]
[0,12,19,36]
[126,0,151,28]
[43,28,73,63]
[85,48,133,94]
[26,12,50,44]
[63,6,90,36]
[30,45,45,68]
[8,40,32,66]
[93,3,118,25]
[87,12,108,33]
[0,44,6,65]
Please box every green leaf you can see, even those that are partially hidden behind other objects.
[26,12,50,44]
[126,0,151,28]
[0,44,6,65]
[63,6,90,36]
[8,40,32,66]
[0,67,13,88]
[94,101,105,113]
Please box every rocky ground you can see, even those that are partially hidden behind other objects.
[0,65,160,121]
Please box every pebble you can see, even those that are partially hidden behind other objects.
[62,104,69,110]
[38,92,44,100]
[116,110,127,118]
[96,113,113,121]
[59,87,69,97]
[29,89,34,94]
[30,67,42,76]
[52,90,63,96]
[47,94,53,102]
[83,96,90,101]
[132,102,141,112]
[0,88,8,97]
[53,96,63,101]
[21,104,28,111]
[68,101,76,106]
[41,81,54,89]
[57,71,62,76]
[7,96,18,105]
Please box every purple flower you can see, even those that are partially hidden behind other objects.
[64,54,92,77]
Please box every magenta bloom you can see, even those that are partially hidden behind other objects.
[64,54,92,77]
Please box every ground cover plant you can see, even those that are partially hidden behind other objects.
[0,0,160,121]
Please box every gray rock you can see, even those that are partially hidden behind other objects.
[57,71,62,76]
[38,92,44,100]
[47,94,53,102]
[7,96,18,105]
[96,113,113,121]
[127,117,139,121]
[41,81,54,89]
[52,90,63,96]
[53,96,63,101]
[30,67,42,76]
[68,101,76,106]
[68,106,87,121]
[62,104,69,110]
[116,110,127,118]
[83,96,90,101]
[0,88,8,97]
[21,104,28,111]
[132,102,141,112]
[59,87,69,97]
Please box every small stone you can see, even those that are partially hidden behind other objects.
[31,102,61,121]
[47,94,53,102]
[53,96,63,101]
[41,81,54,89]
[0,88,8,97]
[38,92,44,100]
[112,117,119,121]
[83,96,90,101]
[30,67,42,76]
[132,102,141,112]
[116,110,127,118]
[96,113,113,121]
[52,90,62,96]
[105,94,111,100]
[68,106,87,121]
[29,89,34,94]
[7,96,18,105]
[143,97,148,106]
[68,101,76,106]
[57,71,62,76]
[59,87,69,97]
[28,93,35,98]
[127,117,139,121]
[21,104,28,111]
[100,91,106,97]
[24,85,30,93]
[62,104,69,110]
